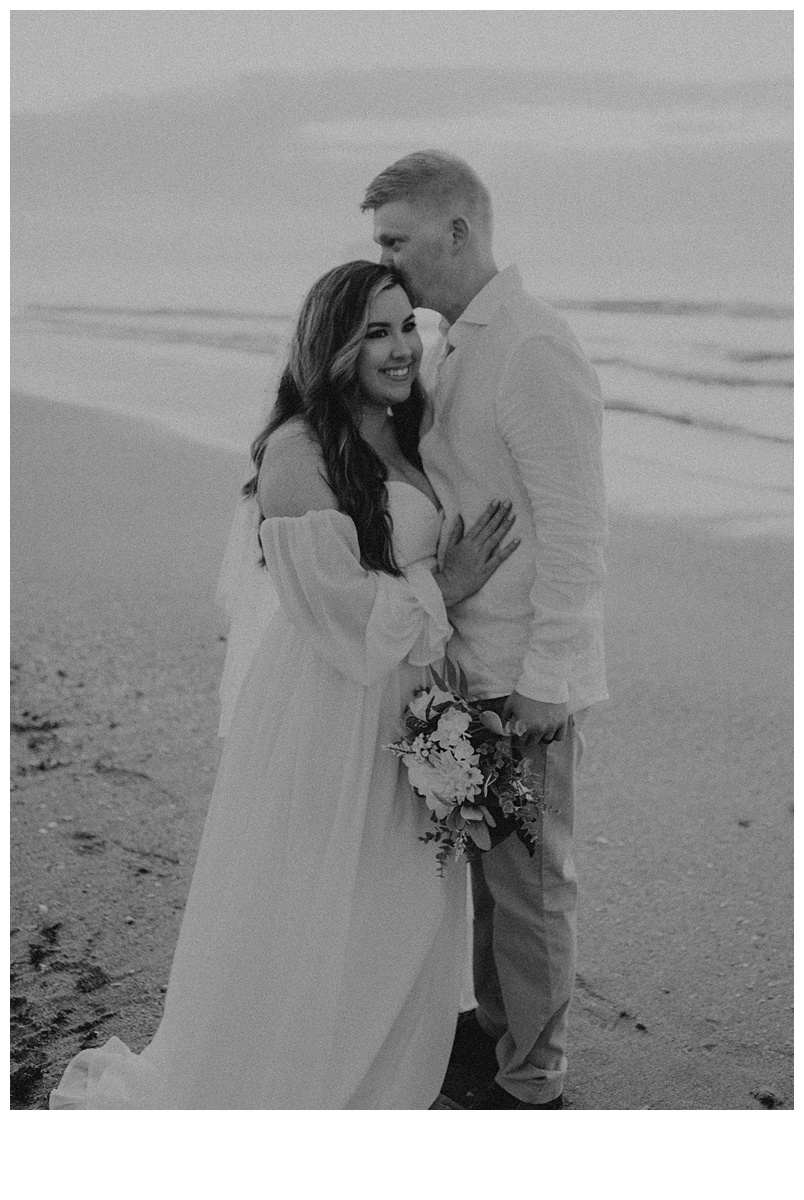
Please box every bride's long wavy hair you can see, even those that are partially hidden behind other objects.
[242,261,426,576]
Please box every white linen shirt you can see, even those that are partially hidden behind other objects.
[419,264,608,712]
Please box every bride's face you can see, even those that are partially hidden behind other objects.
[356,285,423,410]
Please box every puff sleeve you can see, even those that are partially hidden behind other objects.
[259,510,451,687]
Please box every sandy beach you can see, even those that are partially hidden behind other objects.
[10,392,793,1110]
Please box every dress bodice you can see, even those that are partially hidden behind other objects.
[385,481,443,570]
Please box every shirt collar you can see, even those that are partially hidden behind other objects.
[439,264,523,346]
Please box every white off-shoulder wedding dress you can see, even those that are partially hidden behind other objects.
[50,439,466,1109]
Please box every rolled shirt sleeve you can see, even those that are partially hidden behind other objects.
[496,334,607,703]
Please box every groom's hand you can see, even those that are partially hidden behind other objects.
[503,692,569,747]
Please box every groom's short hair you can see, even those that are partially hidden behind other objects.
[361,150,492,233]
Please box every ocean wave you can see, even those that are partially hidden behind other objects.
[25,302,288,321]
[19,305,287,356]
[729,350,793,365]
[604,398,792,444]
[15,302,793,449]
[593,354,793,390]
[23,296,794,328]
[556,298,792,320]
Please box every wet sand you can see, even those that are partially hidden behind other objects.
[10,393,793,1110]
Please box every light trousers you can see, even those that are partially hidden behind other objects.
[470,711,585,1104]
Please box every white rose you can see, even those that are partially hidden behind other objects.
[434,708,472,745]
[451,738,479,764]
[405,759,456,820]
[431,751,484,801]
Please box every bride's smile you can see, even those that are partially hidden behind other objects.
[357,284,423,408]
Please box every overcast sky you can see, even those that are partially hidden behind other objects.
[10,8,793,113]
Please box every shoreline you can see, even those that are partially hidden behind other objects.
[10,392,793,1109]
[12,386,794,542]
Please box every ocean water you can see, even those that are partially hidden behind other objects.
[10,67,792,533]
[10,296,793,536]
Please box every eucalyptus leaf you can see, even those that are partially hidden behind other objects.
[445,809,465,832]
[444,658,458,691]
[480,709,505,735]
[429,665,447,692]
[467,823,492,851]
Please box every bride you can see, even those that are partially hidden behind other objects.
[50,260,518,1109]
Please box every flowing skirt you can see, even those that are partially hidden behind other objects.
[50,610,465,1109]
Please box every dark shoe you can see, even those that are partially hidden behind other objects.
[468,1080,564,1110]
[440,1009,499,1105]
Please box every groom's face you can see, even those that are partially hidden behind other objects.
[372,200,451,313]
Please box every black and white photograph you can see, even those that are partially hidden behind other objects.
[9,3,792,1144]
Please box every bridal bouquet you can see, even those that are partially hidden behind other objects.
[387,659,546,874]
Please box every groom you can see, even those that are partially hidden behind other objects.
[362,151,607,1109]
